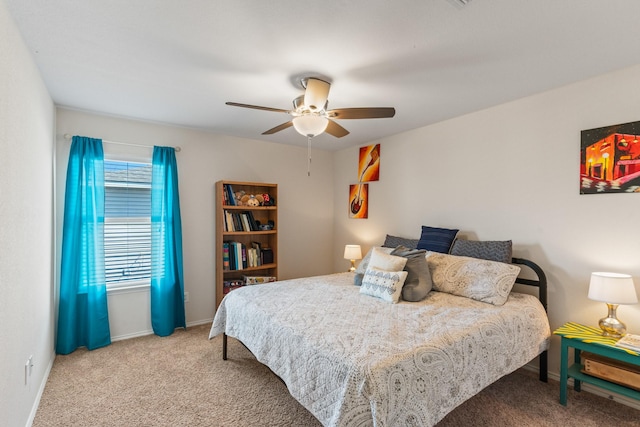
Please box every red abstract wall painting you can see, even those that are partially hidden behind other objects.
[581,120,640,194]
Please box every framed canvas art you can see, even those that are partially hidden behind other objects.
[358,144,380,182]
[581,120,640,194]
[349,183,368,219]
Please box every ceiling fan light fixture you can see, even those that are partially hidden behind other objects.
[303,78,330,111]
[292,115,328,137]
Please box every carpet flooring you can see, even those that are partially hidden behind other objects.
[33,324,639,426]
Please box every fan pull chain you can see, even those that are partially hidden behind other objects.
[307,135,312,176]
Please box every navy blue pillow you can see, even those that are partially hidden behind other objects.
[416,226,459,253]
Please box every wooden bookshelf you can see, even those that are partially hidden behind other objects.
[215,180,278,308]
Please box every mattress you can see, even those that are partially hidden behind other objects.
[209,272,550,427]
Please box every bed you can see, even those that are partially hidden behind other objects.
[209,253,550,427]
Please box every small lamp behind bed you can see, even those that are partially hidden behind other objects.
[588,272,638,338]
[344,245,362,272]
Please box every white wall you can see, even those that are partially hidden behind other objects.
[56,109,335,339]
[0,2,56,426]
[333,64,640,376]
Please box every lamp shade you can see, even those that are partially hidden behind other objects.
[343,244,362,260]
[588,272,638,304]
[292,115,329,137]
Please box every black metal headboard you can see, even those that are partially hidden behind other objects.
[512,257,548,382]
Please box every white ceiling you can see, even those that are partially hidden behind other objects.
[6,0,640,151]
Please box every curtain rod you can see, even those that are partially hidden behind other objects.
[63,134,181,152]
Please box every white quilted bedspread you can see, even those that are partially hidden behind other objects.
[209,273,550,427]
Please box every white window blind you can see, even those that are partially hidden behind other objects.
[104,160,152,288]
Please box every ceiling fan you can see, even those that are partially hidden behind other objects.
[226,77,396,138]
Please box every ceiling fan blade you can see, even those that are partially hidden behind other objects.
[325,119,350,138]
[226,102,290,114]
[262,121,293,135]
[327,107,396,119]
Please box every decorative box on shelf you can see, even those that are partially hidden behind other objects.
[582,351,640,391]
[243,275,276,285]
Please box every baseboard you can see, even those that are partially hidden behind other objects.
[25,349,55,427]
[111,329,154,342]
[522,361,640,411]
[110,318,213,342]
[187,318,213,327]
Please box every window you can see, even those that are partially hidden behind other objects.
[104,160,152,288]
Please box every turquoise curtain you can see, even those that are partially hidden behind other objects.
[151,146,186,336]
[57,136,110,355]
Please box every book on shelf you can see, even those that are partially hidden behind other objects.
[224,184,237,206]
[223,209,262,233]
[224,241,262,270]
[241,213,251,232]
[224,211,234,232]
[226,241,241,270]
[615,333,640,352]
[245,211,258,231]
[228,241,237,270]
[251,242,262,266]
[233,242,244,270]
[222,242,230,271]
[222,186,228,205]
[244,245,249,268]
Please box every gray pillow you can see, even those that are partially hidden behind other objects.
[390,246,432,302]
[450,240,512,264]
[354,246,394,286]
[382,234,419,249]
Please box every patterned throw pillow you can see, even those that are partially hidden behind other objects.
[359,266,408,303]
[426,252,520,306]
[450,240,512,264]
[416,226,459,253]
[382,234,420,249]
[354,246,395,286]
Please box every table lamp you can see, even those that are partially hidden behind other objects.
[343,245,362,272]
[587,272,638,338]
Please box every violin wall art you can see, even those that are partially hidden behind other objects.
[349,183,368,219]
[358,144,380,182]
[349,144,380,219]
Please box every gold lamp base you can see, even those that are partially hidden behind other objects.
[348,259,356,273]
[598,303,626,338]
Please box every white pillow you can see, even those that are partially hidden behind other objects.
[368,246,408,271]
[355,246,395,275]
[359,266,408,303]
[426,252,520,306]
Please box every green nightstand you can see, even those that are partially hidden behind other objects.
[554,322,640,405]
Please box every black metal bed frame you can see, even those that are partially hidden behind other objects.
[512,257,548,382]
